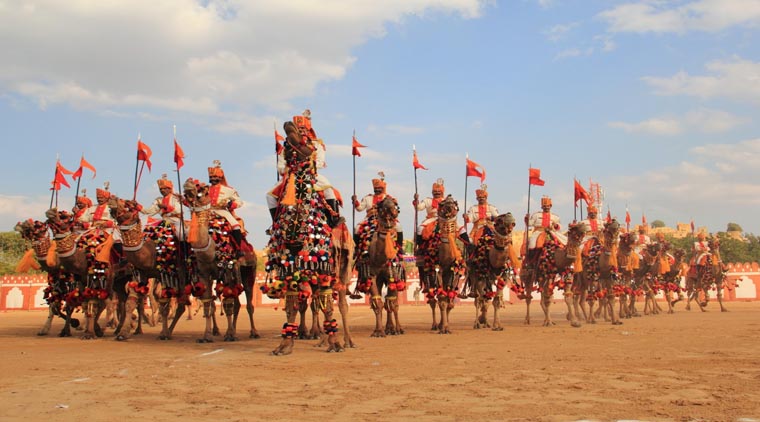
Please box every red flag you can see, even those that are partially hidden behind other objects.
[642,214,647,226]
[574,179,590,204]
[275,129,285,155]
[690,220,695,233]
[625,209,631,226]
[606,209,612,223]
[137,139,153,171]
[352,136,366,157]
[466,157,486,183]
[413,150,427,170]
[72,155,96,180]
[529,167,545,186]
[56,160,74,175]
[174,139,185,170]
[52,167,70,190]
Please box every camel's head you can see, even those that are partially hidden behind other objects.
[15,219,48,241]
[376,196,399,229]
[45,208,75,234]
[567,222,587,245]
[708,236,720,251]
[183,178,209,208]
[673,248,686,261]
[109,196,141,225]
[493,213,516,237]
[437,195,459,221]
[618,231,637,252]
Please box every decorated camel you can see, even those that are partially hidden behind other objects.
[574,219,622,325]
[14,219,81,336]
[263,119,342,355]
[464,212,519,331]
[685,236,728,312]
[353,196,406,337]
[182,179,254,342]
[45,208,122,339]
[108,196,191,340]
[661,247,687,314]
[417,195,466,334]
[637,243,666,315]
[615,231,641,319]
[518,223,586,327]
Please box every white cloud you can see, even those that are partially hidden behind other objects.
[608,118,682,135]
[609,108,744,135]
[598,0,760,34]
[0,0,485,132]
[642,58,760,104]
[545,22,578,42]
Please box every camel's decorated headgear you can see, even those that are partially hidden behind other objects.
[372,171,386,190]
[157,173,173,190]
[541,196,552,208]
[475,184,488,199]
[432,178,445,195]
[96,182,111,200]
[76,189,92,208]
[587,205,597,215]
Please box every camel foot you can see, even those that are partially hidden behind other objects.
[721,308,729,313]
[196,338,213,343]
[80,333,95,340]
[437,329,452,334]
[115,334,129,341]
[133,328,143,335]
[430,324,438,331]
[474,323,482,329]
[271,339,294,356]
[370,330,385,338]
[37,330,48,336]
[326,343,344,353]
[94,325,104,338]
[249,332,261,339]
[59,330,72,337]
[223,335,239,342]
[345,339,358,349]
[699,302,708,307]
[212,328,221,336]
[398,328,405,335]
[570,321,582,328]
[612,321,623,325]
[492,326,504,331]
[158,334,171,340]
[542,320,555,327]
[105,321,116,329]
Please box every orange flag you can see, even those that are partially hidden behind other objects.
[174,139,185,170]
[529,167,545,186]
[574,179,590,204]
[466,157,486,183]
[137,139,152,171]
[275,129,284,154]
[72,155,96,180]
[413,149,427,170]
[352,136,366,157]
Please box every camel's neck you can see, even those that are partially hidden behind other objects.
[190,208,212,249]
[54,231,78,258]
[120,220,145,251]
[438,216,457,237]
[32,236,51,259]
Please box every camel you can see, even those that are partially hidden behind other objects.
[615,231,640,319]
[353,196,406,337]
[637,244,665,316]
[45,208,123,339]
[685,237,728,312]
[464,213,518,331]
[416,195,465,334]
[108,196,191,340]
[264,120,342,355]
[579,219,622,325]
[14,220,81,337]
[661,247,687,314]
[519,223,585,327]
[183,179,254,343]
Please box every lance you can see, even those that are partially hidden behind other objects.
[173,125,188,266]
[463,153,470,236]
[49,156,59,209]
[351,129,356,236]
[412,145,420,256]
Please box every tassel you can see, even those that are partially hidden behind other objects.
[95,234,114,263]
[46,240,58,268]
[281,173,296,206]
[659,256,670,275]
[609,245,618,268]
[448,233,461,261]
[16,249,40,273]
[574,253,583,273]
[384,232,397,260]
[508,243,520,269]
[631,253,640,270]
[188,213,199,243]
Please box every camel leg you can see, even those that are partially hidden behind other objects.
[80,299,98,340]
[564,290,581,328]
[309,299,322,340]
[245,291,259,339]
[222,297,238,342]
[272,292,300,356]
[38,305,55,336]
[165,296,186,338]
[438,295,452,334]
[428,297,439,330]
[336,289,355,348]
[320,292,343,353]
[608,293,621,325]
[197,298,215,343]
[158,299,172,340]
[541,289,554,327]
[370,293,385,338]
[492,294,504,331]
[717,284,728,312]
[116,294,139,341]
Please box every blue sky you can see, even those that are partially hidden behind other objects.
[2,0,760,249]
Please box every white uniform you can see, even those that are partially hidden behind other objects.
[527,211,565,249]
[415,197,442,235]
[209,184,243,228]
[579,217,604,249]
[78,203,121,241]
[141,193,185,238]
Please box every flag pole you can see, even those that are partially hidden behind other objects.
[133,133,142,200]
[49,155,59,209]
[274,121,280,182]
[523,164,532,258]
[173,125,187,265]
[351,129,356,237]
[463,153,469,235]
[74,155,84,205]
[412,145,419,256]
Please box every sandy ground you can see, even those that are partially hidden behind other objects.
[0,300,759,422]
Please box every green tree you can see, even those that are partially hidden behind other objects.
[727,222,743,232]
[0,231,30,275]
[651,220,665,228]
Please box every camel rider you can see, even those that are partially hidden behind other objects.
[413,178,446,242]
[207,161,246,256]
[691,231,711,267]
[579,205,604,256]
[524,196,566,266]
[652,231,673,274]
[463,184,498,244]
[77,183,124,263]
[352,172,404,251]
[266,109,340,227]
[634,224,651,256]
[72,189,93,234]
[140,174,185,240]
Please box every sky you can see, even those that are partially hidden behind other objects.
[1,0,760,249]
